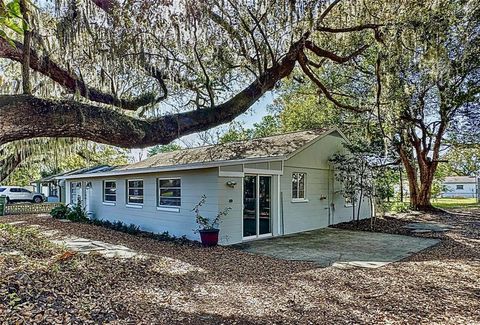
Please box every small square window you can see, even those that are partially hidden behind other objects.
[456,184,464,190]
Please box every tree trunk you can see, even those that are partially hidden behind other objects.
[398,146,438,211]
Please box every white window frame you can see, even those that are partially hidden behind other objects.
[126,179,144,207]
[70,181,82,204]
[157,177,181,212]
[291,172,308,202]
[103,180,117,205]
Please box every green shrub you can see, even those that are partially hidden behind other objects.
[66,201,88,222]
[50,204,70,219]
[50,205,194,245]
[389,201,410,213]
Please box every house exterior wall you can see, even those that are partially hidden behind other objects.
[281,133,371,235]
[441,182,477,198]
[63,131,372,245]
[66,168,220,241]
[217,169,281,245]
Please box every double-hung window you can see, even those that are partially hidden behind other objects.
[103,180,117,202]
[158,178,181,207]
[127,179,144,204]
[292,172,306,201]
[70,182,82,204]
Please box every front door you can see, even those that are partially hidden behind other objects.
[243,175,272,239]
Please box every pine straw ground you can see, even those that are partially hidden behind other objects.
[0,210,479,324]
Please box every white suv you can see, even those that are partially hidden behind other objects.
[0,186,45,203]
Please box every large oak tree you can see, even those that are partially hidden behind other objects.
[0,0,382,152]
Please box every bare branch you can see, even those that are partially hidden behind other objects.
[298,52,368,113]
[317,0,342,24]
[305,41,370,63]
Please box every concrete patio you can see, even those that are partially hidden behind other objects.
[236,228,440,268]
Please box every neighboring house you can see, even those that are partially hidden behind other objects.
[57,129,371,245]
[441,176,478,198]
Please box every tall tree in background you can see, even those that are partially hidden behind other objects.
[379,0,479,210]
[273,0,479,210]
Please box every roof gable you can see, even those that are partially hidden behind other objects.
[117,129,331,171]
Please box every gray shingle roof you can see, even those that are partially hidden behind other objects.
[117,129,331,170]
[443,176,477,184]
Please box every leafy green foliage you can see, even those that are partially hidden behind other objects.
[387,201,410,213]
[49,204,69,219]
[192,195,231,232]
[441,147,480,177]
[50,201,88,222]
[375,168,399,201]
[219,116,281,144]
[49,204,193,244]
[147,143,182,157]
[0,0,24,44]
[89,219,140,235]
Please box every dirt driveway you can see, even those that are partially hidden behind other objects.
[1,210,479,324]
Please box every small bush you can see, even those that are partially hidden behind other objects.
[50,201,88,222]
[389,201,410,213]
[50,204,195,245]
[50,204,70,219]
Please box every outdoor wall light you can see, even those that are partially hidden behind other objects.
[226,181,237,188]
[319,195,327,200]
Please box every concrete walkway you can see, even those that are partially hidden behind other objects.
[236,228,440,268]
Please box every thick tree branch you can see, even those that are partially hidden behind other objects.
[305,41,370,63]
[0,39,304,148]
[0,37,163,110]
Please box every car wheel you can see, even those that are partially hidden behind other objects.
[33,196,43,204]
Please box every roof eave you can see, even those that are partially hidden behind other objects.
[57,156,286,180]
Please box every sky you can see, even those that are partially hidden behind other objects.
[129,93,275,162]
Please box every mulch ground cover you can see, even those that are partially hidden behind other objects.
[1,210,479,324]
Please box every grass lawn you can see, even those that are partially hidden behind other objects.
[431,197,480,209]
[1,211,479,324]
[383,198,480,212]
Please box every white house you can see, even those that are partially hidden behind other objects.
[58,129,371,245]
[441,176,478,199]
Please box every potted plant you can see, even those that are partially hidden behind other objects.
[192,195,231,247]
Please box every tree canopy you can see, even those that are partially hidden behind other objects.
[0,0,385,148]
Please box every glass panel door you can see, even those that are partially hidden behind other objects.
[243,176,257,237]
[259,176,271,235]
[243,175,272,238]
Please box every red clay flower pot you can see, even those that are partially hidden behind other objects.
[199,228,220,247]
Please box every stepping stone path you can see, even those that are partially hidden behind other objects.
[2,221,145,259]
[51,236,147,259]
[403,222,453,233]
